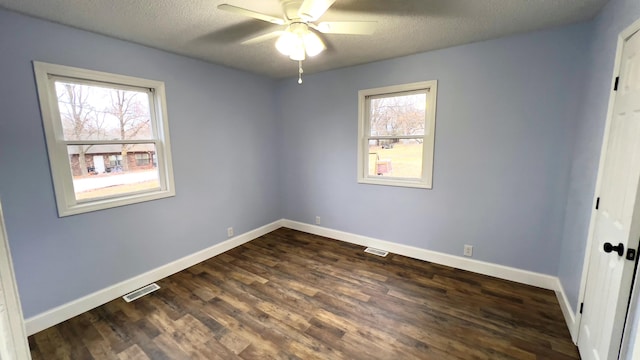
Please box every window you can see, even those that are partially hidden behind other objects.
[33,62,175,216]
[109,155,122,167]
[135,153,150,166]
[357,81,437,189]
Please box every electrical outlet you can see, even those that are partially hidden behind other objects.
[463,245,473,257]
[227,227,234,237]
[315,216,321,225]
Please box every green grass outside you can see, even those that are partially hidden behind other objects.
[368,142,423,178]
[75,180,160,200]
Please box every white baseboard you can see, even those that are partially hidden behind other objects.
[282,220,559,290]
[283,220,579,337]
[25,218,577,340]
[282,220,579,338]
[24,219,284,335]
[554,279,578,343]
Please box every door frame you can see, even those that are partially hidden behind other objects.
[0,200,31,359]
[575,16,640,347]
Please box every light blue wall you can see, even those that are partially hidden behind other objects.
[0,3,616,325]
[277,24,591,275]
[558,0,640,313]
[0,9,280,318]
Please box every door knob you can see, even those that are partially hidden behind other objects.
[604,242,624,256]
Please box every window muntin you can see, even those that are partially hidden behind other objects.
[358,81,437,189]
[34,62,175,216]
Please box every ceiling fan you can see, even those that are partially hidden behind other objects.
[218,0,376,83]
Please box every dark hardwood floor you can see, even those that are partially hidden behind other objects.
[29,228,579,359]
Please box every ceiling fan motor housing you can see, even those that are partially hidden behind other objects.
[280,0,305,21]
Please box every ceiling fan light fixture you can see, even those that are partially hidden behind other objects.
[289,44,306,61]
[275,30,299,56]
[275,23,325,60]
[303,31,325,57]
[218,1,377,82]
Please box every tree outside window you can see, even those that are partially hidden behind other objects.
[34,62,175,216]
[358,81,437,189]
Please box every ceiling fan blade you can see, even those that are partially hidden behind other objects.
[313,21,376,35]
[241,31,284,45]
[298,0,336,21]
[218,4,285,25]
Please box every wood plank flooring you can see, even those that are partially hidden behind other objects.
[29,228,580,359]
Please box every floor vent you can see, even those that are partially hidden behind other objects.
[364,247,389,257]
[122,283,160,303]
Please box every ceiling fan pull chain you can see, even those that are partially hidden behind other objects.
[298,60,304,84]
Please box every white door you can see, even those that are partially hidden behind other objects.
[578,29,640,360]
[0,201,31,359]
[93,155,105,173]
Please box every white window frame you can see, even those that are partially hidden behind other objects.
[357,80,437,189]
[33,61,176,216]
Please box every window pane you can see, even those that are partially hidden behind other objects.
[367,140,423,179]
[108,155,122,167]
[369,92,427,137]
[54,81,152,141]
[67,144,160,201]
[135,153,150,166]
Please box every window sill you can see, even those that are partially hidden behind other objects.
[357,177,432,189]
[58,189,175,217]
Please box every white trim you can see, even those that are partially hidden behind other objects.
[282,220,558,290]
[620,265,640,358]
[32,61,176,217]
[25,218,576,339]
[555,278,578,343]
[575,17,640,346]
[284,220,577,334]
[0,200,31,359]
[357,80,437,189]
[24,219,283,335]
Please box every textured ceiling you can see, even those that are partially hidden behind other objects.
[0,0,607,79]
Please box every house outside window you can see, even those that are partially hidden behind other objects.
[33,61,175,216]
[109,154,122,168]
[357,81,437,189]
[135,153,151,166]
